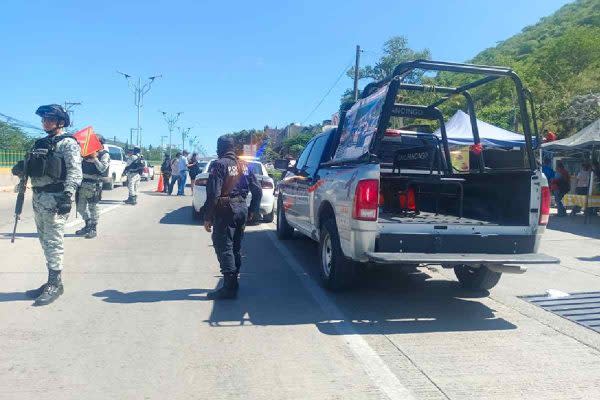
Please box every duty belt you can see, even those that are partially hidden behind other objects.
[32,183,64,193]
[83,177,102,183]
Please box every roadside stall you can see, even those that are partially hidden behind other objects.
[543,118,600,223]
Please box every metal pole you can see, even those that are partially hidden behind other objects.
[353,45,361,101]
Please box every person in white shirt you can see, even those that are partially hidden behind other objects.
[168,152,181,195]
[572,162,591,215]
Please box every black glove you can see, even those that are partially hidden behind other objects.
[11,160,24,176]
[56,192,73,215]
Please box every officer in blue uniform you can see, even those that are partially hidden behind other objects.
[203,136,262,300]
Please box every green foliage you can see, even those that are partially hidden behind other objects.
[0,121,34,151]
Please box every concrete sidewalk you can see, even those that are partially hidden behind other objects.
[0,168,18,192]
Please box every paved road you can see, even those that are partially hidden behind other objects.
[0,183,599,399]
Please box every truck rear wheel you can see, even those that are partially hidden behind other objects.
[276,198,294,239]
[453,264,502,291]
[319,218,358,291]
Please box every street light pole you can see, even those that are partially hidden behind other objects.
[160,135,168,151]
[178,127,192,152]
[160,111,183,157]
[117,71,161,147]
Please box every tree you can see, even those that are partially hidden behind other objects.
[0,121,34,150]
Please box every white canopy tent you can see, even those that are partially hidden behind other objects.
[434,110,527,147]
[543,118,600,150]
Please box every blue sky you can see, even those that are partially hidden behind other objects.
[1,0,571,154]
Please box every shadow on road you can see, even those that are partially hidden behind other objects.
[0,292,32,302]
[577,255,600,262]
[159,206,198,225]
[93,288,209,303]
[204,229,517,335]
[547,214,600,239]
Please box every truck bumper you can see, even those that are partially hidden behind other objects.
[365,252,559,270]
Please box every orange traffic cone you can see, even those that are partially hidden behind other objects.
[156,174,164,192]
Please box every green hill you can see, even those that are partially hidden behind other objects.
[468,0,600,136]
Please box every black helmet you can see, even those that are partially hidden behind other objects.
[96,134,105,145]
[217,135,235,157]
[35,104,70,127]
[133,146,141,154]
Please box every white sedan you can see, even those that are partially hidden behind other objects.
[192,158,276,223]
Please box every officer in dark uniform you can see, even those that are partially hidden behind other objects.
[203,136,262,300]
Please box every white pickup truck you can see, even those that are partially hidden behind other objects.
[276,60,558,292]
[102,144,128,190]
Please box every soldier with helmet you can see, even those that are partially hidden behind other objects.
[123,146,144,205]
[75,134,110,238]
[11,104,82,306]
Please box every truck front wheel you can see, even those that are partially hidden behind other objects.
[453,264,502,291]
[319,218,358,291]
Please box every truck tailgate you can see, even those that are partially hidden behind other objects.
[365,252,559,265]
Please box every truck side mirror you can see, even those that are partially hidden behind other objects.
[274,159,290,171]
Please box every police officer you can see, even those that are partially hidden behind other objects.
[13,105,82,306]
[75,135,110,238]
[124,146,144,205]
[203,136,262,300]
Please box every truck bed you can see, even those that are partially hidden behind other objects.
[378,211,498,226]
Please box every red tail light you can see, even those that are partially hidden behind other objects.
[540,186,550,225]
[261,180,274,189]
[379,191,385,206]
[398,187,416,211]
[353,179,379,221]
[195,177,208,186]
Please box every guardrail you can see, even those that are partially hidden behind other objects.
[0,150,26,168]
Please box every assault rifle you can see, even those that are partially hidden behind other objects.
[11,158,29,243]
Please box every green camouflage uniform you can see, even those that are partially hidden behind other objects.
[31,135,82,271]
[76,151,110,223]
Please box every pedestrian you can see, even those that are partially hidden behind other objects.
[168,152,182,195]
[571,162,591,216]
[188,152,200,192]
[124,146,144,205]
[203,136,262,300]
[542,158,555,181]
[552,161,570,217]
[75,135,110,238]
[160,153,172,194]
[11,104,82,306]
[178,150,189,195]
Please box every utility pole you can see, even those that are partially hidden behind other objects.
[64,101,82,132]
[117,71,161,147]
[129,128,139,148]
[353,45,361,101]
[160,135,168,150]
[160,111,183,156]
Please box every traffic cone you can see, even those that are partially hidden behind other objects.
[156,175,164,192]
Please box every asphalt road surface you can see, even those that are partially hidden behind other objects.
[1,181,599,399]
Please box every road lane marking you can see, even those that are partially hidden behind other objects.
[65,203,123,228]
[264,228,416,400]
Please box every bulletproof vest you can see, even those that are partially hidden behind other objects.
[128,156,144,173]
[220,158,250,198]
[26,135,75,180]
[82,150,109,177]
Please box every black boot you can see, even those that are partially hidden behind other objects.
[34,270,64,306]
[131,196,137,205]
[25,283,46,299]
[207,273,238,300]
[75,220,90,236]
[85,222,97,239]
[124,196,133,204]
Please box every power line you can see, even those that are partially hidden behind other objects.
[0,112,44,132]
[301,59,354,125]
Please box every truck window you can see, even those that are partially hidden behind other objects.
[295,140,315,172]
[108,147,123,161]
[304,135,328,177]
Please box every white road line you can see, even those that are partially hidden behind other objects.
[65,203,123,228]
[264,229,416,400]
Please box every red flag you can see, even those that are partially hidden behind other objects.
[73,126,103,157]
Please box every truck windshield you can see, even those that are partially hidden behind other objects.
[108,147,122,161]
